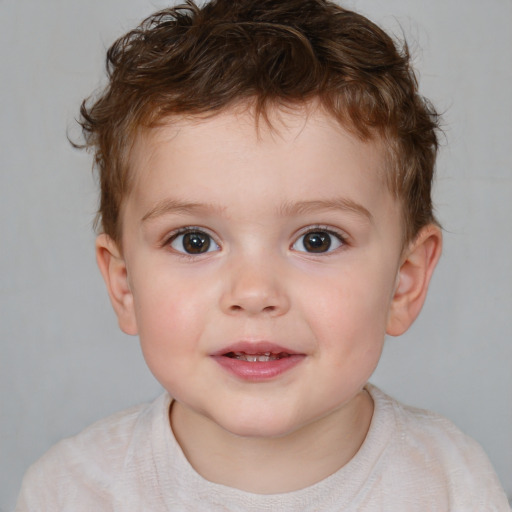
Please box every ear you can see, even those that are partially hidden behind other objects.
[96,234,138,335]
[386,224,442,336]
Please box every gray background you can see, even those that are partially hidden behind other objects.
[1,0,511,509]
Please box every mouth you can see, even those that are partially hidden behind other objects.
[212,342,304,381]
[223,351,292,362]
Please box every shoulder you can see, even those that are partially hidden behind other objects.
[366,385,510,510]
[372,385,490,469]
[33,400,151,474]
[16,393,171,511]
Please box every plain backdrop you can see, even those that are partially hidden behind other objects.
[1,0,511,509]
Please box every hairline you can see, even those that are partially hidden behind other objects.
[111,98,413,250]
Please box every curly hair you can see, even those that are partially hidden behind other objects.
[78,0,440,244]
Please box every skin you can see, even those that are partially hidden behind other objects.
[97,105,442,493]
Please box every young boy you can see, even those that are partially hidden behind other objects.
[16,0,509,510]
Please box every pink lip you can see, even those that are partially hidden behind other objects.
[211,341,300,357]
[211,341,305,382]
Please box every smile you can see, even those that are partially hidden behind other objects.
[224,351,290,362]
[212,343,305,381]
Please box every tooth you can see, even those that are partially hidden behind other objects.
[227,351,291,362]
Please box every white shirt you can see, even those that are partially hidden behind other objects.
[16,385,510,511]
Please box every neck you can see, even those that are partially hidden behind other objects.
[170,390,373,494]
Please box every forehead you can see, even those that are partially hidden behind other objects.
[124,105,396,225]
[130,104,388,180]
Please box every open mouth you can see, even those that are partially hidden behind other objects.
[224,352,291,362]
[214,346,304,380]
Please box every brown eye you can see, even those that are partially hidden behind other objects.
[170,230,219,254]
[183,232,210,253]
[292,230,344,254]
[302,232,331,252]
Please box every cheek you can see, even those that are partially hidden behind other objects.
[131,272,211,357]
[133,283,206,396]
[300,261,396,346]
[306,272,388,392]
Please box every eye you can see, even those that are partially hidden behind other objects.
[292,229,344,253]
[169,230,220,255]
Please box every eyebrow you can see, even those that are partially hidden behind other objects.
[278,198,373,222]
[141,197,373,223]
[141,199,225,222]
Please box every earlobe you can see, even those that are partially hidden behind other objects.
[386,224,442,336]
[95,234,138,335]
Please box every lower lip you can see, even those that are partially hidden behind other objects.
[212,355,305,381]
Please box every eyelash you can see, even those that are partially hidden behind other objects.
[163,227,220,257]
[291,226,348,254]
[162,225,349,257]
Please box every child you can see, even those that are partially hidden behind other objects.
[16,0,510,510]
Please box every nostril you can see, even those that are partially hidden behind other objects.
[221,284,290,316]
[228,304,276,314]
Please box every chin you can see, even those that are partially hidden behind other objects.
[217,411,305,440]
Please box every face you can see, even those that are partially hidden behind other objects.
[111,106,407,439]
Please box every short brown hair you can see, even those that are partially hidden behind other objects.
[78,0,440,244]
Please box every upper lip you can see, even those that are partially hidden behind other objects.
[211,341,302,357]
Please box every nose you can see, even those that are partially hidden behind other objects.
[219,257,290,317]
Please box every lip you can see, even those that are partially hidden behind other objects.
[211,341,305,382]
